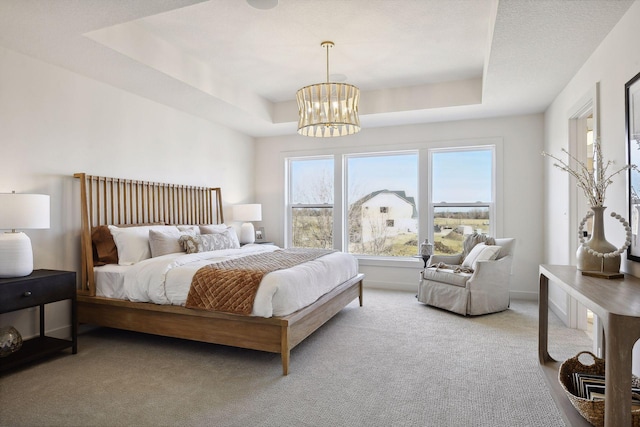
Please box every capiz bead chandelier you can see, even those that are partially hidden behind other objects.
[296,41,360,137]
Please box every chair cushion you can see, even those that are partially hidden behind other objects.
[423,267,471,288]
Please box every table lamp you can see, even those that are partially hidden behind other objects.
[0,192,50,278]
[232,204,262,244]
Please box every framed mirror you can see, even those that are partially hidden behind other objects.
[627,71,640,261]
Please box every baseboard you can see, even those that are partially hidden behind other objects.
[365,282,542,300]
[21,324,73,341]
[509,290,538,301]
[363,280,416,292]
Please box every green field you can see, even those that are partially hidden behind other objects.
[294,214,490,257]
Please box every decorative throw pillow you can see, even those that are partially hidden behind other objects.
[461,243,487,269]
[221,227,240,249]
[149,228,196,257]
[201,230,240,251]
[178,229,240,254]
[470,245,501,269]
[201,226,240,248]
[462,233,496,259]
[91,225,118,266]
[108,225,177,265]
[179,235,203,254]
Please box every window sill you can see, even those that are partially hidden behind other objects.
[355,256,423,269]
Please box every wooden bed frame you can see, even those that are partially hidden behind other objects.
[74,173,363,375]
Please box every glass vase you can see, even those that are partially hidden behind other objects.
[0,326,23,357]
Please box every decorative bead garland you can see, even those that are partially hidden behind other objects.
[578,210,632,258]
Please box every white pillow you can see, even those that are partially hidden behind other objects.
[472,245,502,269]
[199,223,228,234]
[149,228,196,258]
[176,225,201,234]
[461,243,487,269]
[108,225,177,265]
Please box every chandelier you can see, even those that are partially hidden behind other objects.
[296,41,360,137]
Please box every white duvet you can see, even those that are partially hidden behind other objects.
[95,244,358,317]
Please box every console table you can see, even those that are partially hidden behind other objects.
[539,265,640,426]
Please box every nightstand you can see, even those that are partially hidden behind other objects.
[0,269,77,372]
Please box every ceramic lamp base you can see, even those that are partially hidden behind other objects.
[0,232,34,278]
[240,222,255,244]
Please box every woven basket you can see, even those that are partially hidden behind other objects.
[558,351,640,426]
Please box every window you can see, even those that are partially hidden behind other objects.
[430,148,494,255]
[346,152,418,257]
[285,145,495,259]
[288,157,334,249]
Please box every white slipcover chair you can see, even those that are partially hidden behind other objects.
[417,236,516,316]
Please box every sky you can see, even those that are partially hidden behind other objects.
[290,149,492,205]
[432,150,492,203]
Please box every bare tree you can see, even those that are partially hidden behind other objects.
[292,167,333,249]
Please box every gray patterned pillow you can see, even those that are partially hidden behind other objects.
[178,228,240,254]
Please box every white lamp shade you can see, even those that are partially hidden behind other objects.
[0,193,50,230]
[232,204,262,222]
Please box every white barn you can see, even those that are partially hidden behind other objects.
[351,190,417,243]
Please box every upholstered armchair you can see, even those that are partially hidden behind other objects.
[417,235,516,316]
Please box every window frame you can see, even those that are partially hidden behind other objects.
[343,150,419,258]
[426,146,497,246]
[282,139,502,266]
[285,155,336,249]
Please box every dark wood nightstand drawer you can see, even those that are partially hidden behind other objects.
[0,270,75,313]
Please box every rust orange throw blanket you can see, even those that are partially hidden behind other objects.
[185,248,335,315]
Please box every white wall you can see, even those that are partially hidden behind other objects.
[543,0,640,370]
[0,46,255,339]
[255,114,545,299]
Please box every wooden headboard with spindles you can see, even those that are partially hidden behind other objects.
[74,173,223,296]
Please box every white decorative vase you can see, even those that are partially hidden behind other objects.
[576,206,620,273]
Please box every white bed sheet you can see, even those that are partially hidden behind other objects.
[94,244,358,317]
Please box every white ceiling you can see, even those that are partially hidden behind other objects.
[0,0,634,137]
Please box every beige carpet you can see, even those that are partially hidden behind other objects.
[0,289,591,426]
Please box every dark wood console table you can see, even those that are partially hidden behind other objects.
[539,264,640,426]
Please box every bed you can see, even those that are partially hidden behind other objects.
[74,173,364,375]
